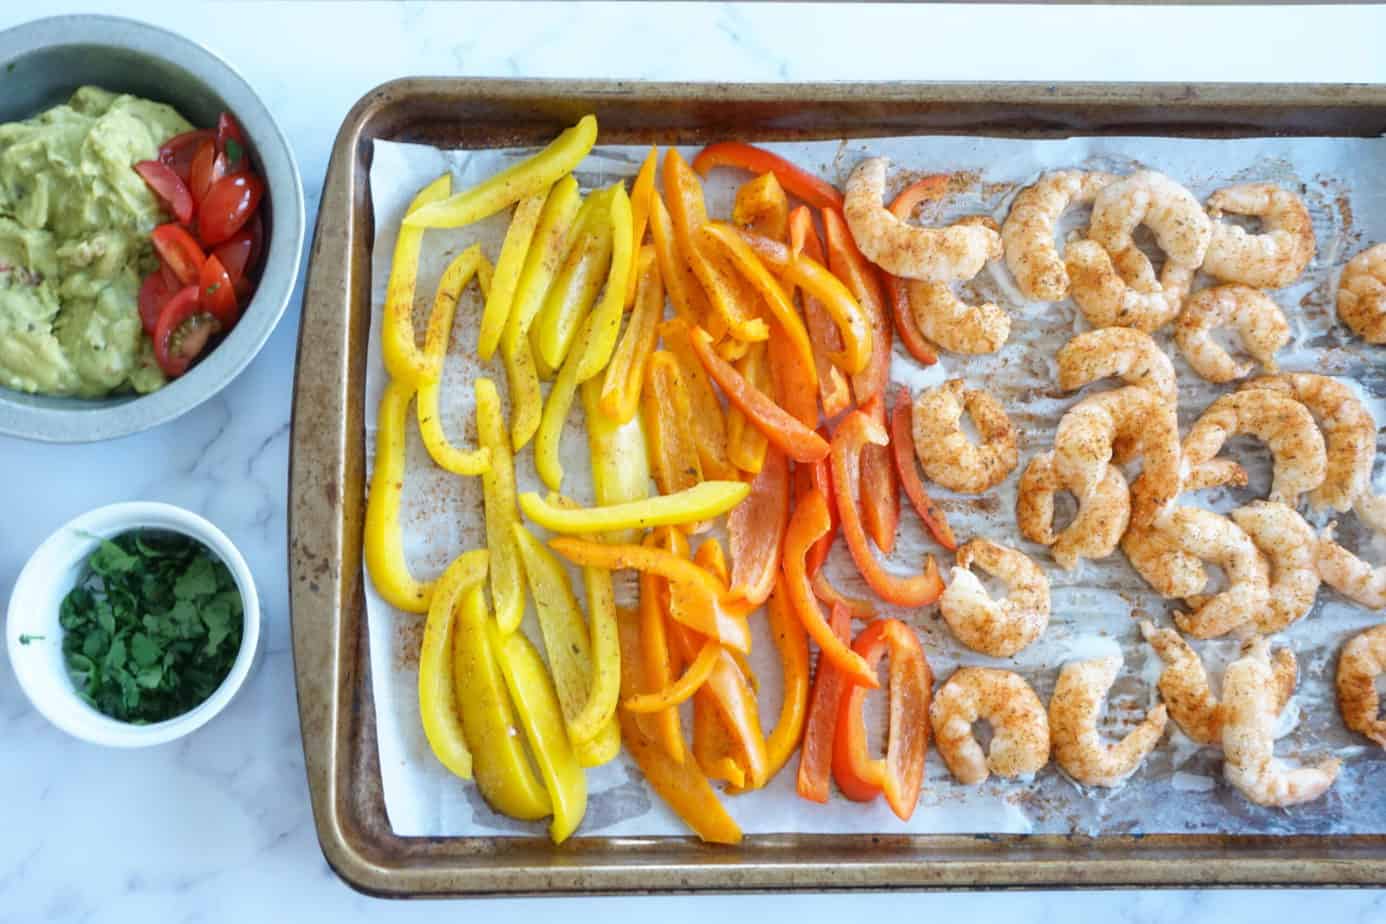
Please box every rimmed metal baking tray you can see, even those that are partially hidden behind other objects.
[289,78,1386,896]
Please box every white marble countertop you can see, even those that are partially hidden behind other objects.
[4,2,1386,920]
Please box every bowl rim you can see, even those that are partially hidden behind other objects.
[0,13,305,443]
[5,500,262,747]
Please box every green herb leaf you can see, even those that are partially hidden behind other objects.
[225,139,243,167]
[18,633,45,645]
[89,538,139,576]
[174,557,218,601]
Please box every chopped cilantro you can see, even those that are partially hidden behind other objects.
[224,138,244,167]
[18,634,45,645]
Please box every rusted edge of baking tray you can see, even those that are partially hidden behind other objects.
[289,78,1386,897]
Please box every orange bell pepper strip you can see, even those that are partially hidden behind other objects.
[886,176,949,365]
[796,601,854,803]
[800,434,837,577]
[660,318,736,481]
[616,605,742,844]
[831,411,946,607]
[624,146,658,307]
[636,547,685,763]
[727,446,790,608]
[692,141,844,212]
[857,393,901,556]
[890,386,958,552]
[783,489,878,689]
[724,342,770,475]
[811,571,875,621]
[732,171,789,242]
[599,245,663,424]
[785,208,849,422]
[700,648,770,790]
[642,351,705,504]
[694,694,745,790]
[648,191,710,325]
[834,618,933,821]
[622,637,720,713]
[766,319,819,430]
[759,578,810,784]
[688,326,830,465]
[822,208,891,404]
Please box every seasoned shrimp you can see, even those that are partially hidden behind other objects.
[1089,170,1213,269]
[843,158,1002,282]
[1222,637,1341,807]
[1065,240,1196,332]
[1337,624,1386,749]
[1338,242,1386,344]
[930,667,1050,785]
[1017,451,1130,570]
[1202,183,1316,289]
[940,540,1050,657]
[1174,285,1290,384]
[1357,493,1386,536]
[1316,522,1386,609]
[1056,327,1178,406]
[912,379,1018,494]
[1002,170,1116,301]
[1242,373,1376,513]
[1049,656,1167,787]
[907,279,1010,354]
[1140,621,1297,747]
[1183,390,1327,507]
[1229,501,1320,634]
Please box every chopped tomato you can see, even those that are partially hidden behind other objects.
[150,224,207,285]
[189,140,228,208]
[137,270,175,335]
[133,161,193,224]
[158,129,215,183]
[198,172,264,246]
[153,285,219,378]
[198,255,240,328]
[216,112,250,171]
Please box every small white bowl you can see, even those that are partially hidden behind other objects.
[5,502,260,747]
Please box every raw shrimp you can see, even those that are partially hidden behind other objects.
[1182,390,1327,507]
[843,158,1002,282]
[939,539,1050,657]
[1241,373,1376,513]
[1174,285,1290,384]
[911,379,1018,494]
[1048,655,1167,787]
[1001,170,1116,301]
[1337,624,1386,749]
[1228,501,1320,634]
[1337,242,1386,344]
[1065,239,1196,332]
[1316,522,1386,609]
[907,279,1011,355]
[1056,327,1178,406]
[1202,183,1315,289]
[1016,451,1130,570]
[929,667,1050,785]
[1088,170,1213,269]
[1140,621,1297,747]
[1222,638,1341,807]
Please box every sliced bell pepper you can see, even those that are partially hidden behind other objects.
[581,376,652,542]
[382,173,451,386]
[576,183,635,382]
[890,386,957,552]
[405,114,597,228]
[801,444,837,578]
[534,313,596,491]
[502,334,544,452]
[615,605,742,844]
[364,379,433,613]
[732,171,790,242]
[693,693,745,789]
[691,141,844,212]
[857,393,900,556]
[649,191,712,324]
[811,570,875,621]
[533,189,613,372]
[479,188,549,361]
[520,481,749,535]
[749,577,810,787]
[833,619,932,821]
[727,446,789,608]
[796,601,854,803]
[885,176,949,365]
[688,325,830,464]
[716,335,752,364]
[659,318,737,481]
[725,342,771,475]
[452,585,551,821]
[623,638,720,713]
[492,624,587,842]
[831,411,946,607]
[599,245,663,424]
[822,207,891,404]
[417,386,492,477]
[418,549,489,780]
[700,649,770,790]
[475,377,527,634]
[788,208,852,419]
[503,175,583,357]
[624,146,659,307]
[642,351,705,506]
[637,545,686,763]
[766,319,820,431]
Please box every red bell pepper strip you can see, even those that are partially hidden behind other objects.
[783,490,878,689]
[833,619,933,821]
[800,433,837,577]
[789,207,853,420]
[822,207,890,405]
[890,386,958,552]
[857,393,900,556]
[688,326,829,464]
[692,142,844,212]
[727,446,790,607]
[766,315,819,430]
[796,602,854,803]
[885,177,949,366]
[831,412,946,607]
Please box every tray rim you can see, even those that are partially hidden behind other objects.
[289,77,1386,898]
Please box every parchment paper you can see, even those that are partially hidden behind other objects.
[362,132,1386,838]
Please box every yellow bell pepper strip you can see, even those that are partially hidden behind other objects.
[580,377,651,543]
[575,184,634,383]
[419,243,485,382]
[822,207,891,405]
[416,251,494,477]
[452,585,552,820]
[727,446,790,608]
[534,313,596,492]
[574,571,623,768]
[624,146,658,307]
[534,189,614,372]
[502,335,544,452]
[692,141,845,213]
[599,245,663,424]
[760,578,810,784]
[641,351,704,504]
[724,342,770,475]
[382,173,451,386]
[364,379,433,613]
[418,549,489,780]
[687,326,830,465]
[405,115,597,229]
[479,188,550,361]
[636,549,686,763]
[616,605,742,844]
[694,686,746,789]
[796,602,853,804]
[658,319,737,481]
[622,637,720,713]
[475,377,527,635]
[649,191,711,325]
[702,222,816,388]
[788,208,852,419]
[732,171,790,243]
[492,624,588,843]
[519,481,749,535]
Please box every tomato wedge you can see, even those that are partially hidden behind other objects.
[138,270,175,335]
[150,224,207,285]
[199,172,264,246]
[159,129,215,183]
[134,161,193,224]
[153,285,218,378]
[216,112,250,172]
[198,255,240,328]
[189,140,227,208]
[212,231,253,282]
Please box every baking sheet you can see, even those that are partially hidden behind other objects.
[362,132,1386,839]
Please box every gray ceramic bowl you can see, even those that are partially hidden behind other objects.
[0,15,304,442]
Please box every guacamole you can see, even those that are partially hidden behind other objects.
[0,86,194,397]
